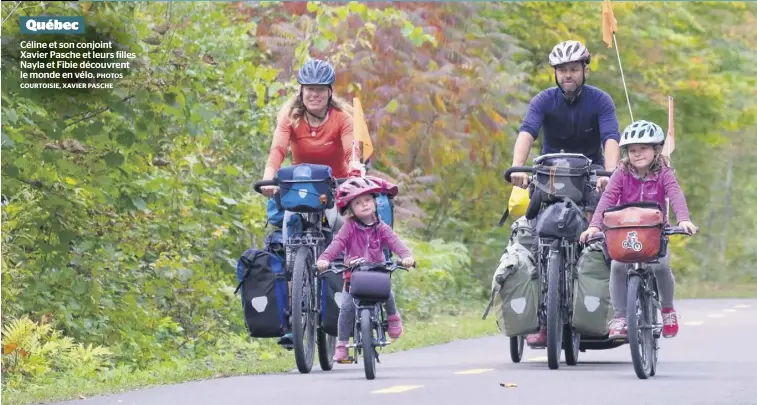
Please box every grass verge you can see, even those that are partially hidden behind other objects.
[677,281,757,299]
[2,305,498,405]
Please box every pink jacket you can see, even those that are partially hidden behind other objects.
[319,220,412,264]
[589,165,691,229]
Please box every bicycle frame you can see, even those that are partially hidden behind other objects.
[283,211,327,273]
[319,260,409,379]
[350,300,389,352]
[503,153,615,369]
[626,262,663,336]
[621,225,696,379]
[535,237,579,325]
[252,175,347,374]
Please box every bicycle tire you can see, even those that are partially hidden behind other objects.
[546,249,563,370]
[291,247,316,374]
[361,308,376,380]
[627,275,653,379]
[510,336,524,363]
[316,316,336,370]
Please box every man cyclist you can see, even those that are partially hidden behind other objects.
[509,40,621,348]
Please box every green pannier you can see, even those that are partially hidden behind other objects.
[571,238,613,337]
[509,216,534,252]
[482,242,541,338]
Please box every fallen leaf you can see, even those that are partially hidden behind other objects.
[499,383,518,388]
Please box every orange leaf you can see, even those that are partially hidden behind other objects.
[3,343,17,355]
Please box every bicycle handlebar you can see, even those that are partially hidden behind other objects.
[664,226,699,236]
[503,166,614,183]
[252,177,351,196]
[253,179,277,195]
[316,259,414,277]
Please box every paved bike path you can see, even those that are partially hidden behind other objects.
[53,298,757,405]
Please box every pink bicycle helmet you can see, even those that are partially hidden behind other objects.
[364,175,399,197]
[335,177,383,214]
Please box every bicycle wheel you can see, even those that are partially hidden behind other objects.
[546,249,563,370]
[316,330,336,371]
[563,323,580,366]
[563,258,580,366]
[360,308,376,380]
[509,336,524,363]
[649,277,661,377]
[291,247,316,374]
[627,275,654,379]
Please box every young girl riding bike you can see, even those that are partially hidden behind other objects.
[580,120,698,340]
[317,177,415,362]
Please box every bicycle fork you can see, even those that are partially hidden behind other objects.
[629,264,663,340]
[348,304,390,362]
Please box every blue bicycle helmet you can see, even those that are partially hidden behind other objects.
[296,59,336,86]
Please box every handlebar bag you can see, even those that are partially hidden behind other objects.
[532,155,591,204]
[349,267,392,303]
[275,163,335,213]
[602,202,665,263]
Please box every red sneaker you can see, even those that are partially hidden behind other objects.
[661,308,679,338]
[526,328,546,348]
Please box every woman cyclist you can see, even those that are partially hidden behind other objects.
[260,58,358,201]
[259,58,358,347]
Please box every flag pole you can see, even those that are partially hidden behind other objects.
[612,33,634,123]
[603,0,633,123]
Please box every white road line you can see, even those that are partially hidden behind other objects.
[371,385,424,394]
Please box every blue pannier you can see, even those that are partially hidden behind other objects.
[235,248,289,338]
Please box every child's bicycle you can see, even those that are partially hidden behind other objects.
[600,201,698,380]
[316,259,410,380]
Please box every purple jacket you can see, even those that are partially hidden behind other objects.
[589,165,691,229]
[319,220,412,263]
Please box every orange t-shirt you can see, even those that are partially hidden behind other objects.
[264,107,356,179]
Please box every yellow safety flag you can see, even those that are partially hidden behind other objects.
[352,97,374,162]
[602,0,618,48]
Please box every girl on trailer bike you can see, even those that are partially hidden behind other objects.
[580,120,698,340]
[316,177,415,362]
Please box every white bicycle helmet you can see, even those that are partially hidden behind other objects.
[548,40,591,67]
[619,120,665,147]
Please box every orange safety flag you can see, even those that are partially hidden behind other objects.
[602,0,618,48]
[352,97,374,162]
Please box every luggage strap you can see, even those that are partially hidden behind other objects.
[481,274,505,320]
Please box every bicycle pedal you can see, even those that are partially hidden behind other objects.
[337,358,354,364]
